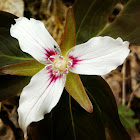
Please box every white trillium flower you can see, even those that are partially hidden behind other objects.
[10,17,130,137]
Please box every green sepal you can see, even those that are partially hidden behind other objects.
[65,72,93,113]
[60,6,76,56]
[0,60,45,76]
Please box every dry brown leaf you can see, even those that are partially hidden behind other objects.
[0,0,24,17]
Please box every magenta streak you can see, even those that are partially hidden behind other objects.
[45,49,57,59]
[69,55,83,68]
[46,64,53,70]
[47,70,62,87]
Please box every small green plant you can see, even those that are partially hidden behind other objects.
[118,105,139,130]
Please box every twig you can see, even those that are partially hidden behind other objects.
[0,102,1,112]
[122,60,126,105]
[127,84,140,110]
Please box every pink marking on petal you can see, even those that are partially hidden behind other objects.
[68,55,83,68]
[47,69,63,87]
[45,64,53,70]
[45,49,57,59]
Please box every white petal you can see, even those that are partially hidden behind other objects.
[10,17,60,65]
[18,68,66,137]
[67,36,130,75]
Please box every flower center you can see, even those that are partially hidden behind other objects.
[54,56,67,71]
[46,55,72,76]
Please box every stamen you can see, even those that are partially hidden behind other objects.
[45,64,53,70]
[63,68,69,75]
[53,69,59,75]
[67,61,72,67]
[59,55,63,59]
[48,56,55,62]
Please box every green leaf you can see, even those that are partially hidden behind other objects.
[28,90,106,140]
[118,105,139,130]
[0,11,33,69]
[0,60,45,76]
[73,0,140,45]
[60,7,76,56]
[0,11,34,101]
[80,75,131,140]
[73,0,119,44]
[0,75,31,101]
[0,10,17,29]
[65,72,93,113]
[100,0,140,45]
